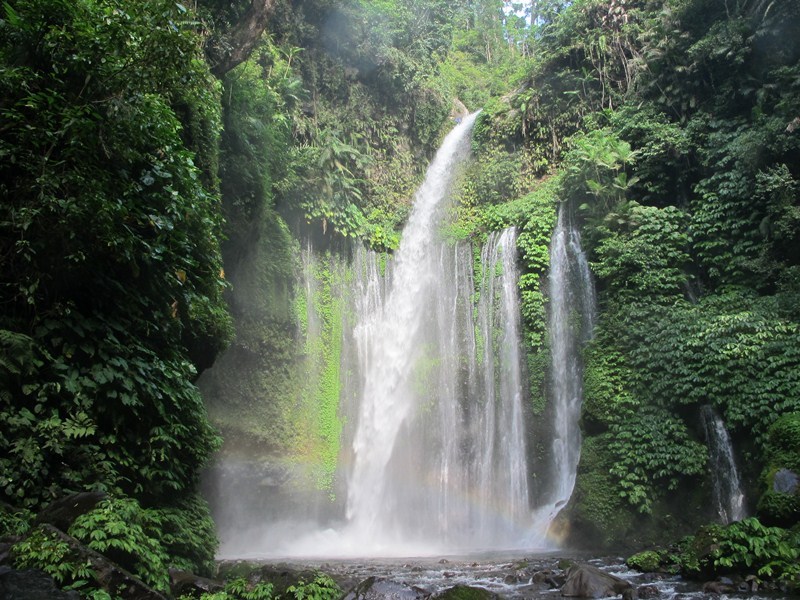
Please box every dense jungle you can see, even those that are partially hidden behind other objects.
[1,0,799,598]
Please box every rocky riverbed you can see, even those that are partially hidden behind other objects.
[217,553,794,599]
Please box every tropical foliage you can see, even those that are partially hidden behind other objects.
[2,0,800,594]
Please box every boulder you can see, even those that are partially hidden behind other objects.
[169,569,224,598]
[773,469,799,494]
[636,584,659,598]
[343,576,425,599]
[0,566,80,600]
[532,569,564,588]
[34,492,106,531]
[561,563,632,598]
[702,580,736,594]
[450,99,469,120]
[435,584,498,599]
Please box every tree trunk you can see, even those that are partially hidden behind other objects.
[207,0,275,78]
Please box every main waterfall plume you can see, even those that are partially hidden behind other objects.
[343,112,532,553]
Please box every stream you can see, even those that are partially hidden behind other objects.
[218,553,791,599]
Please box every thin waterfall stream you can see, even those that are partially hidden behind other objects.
[700,405,747,524]
[530,206,596,538]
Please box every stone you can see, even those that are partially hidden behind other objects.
[0,543,12,566]
[0,567,80,600]
[532,571,548,584]
[621,588,637,600]
[773,469,799,494]
[636,584,659,598]
[435,584,498,600]
[169,569,224,598]
[343,577,424,599]
[533,569,565,588]
[702,580,736,594]
[450,99,469,120]
[745,574,760,592]
[561,563,633,598]
[34,492,106,532]
[343,575,376,599]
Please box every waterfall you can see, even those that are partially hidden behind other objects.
[701,405,747,524]
[343,113,479,548]
[206,114,542,557]
[532,205,596,537]
[343,113,531,553]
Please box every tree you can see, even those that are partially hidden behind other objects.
[205,0,277,77]
[0,0,229,559]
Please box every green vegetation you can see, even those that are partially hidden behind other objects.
[461,0,800,571]
[627,517,800,590]
[0,0,229,592]
[521,0,796,542]
[9,494,217,596]
[2,0,800,594]
[758,413,800,527]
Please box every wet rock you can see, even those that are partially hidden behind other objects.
[217,562,323,597]
[169,569,224,598]
[636,584,659,599]
[344,576,424,599]
[434,584,498,599]
[774,469,799,494]
[744,574,760,592]
[702,580,736,594]
[34,492,106,531]
[0,566,80,600]
[533,569,565,588]
[0,543,12,566]
[621,588,637,600]
[343,575,376,599]
[561,563,632,598]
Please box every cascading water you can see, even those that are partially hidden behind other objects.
[343,113,531,553]
[206,114,596,558]
[532,205,596,537]
[700,405,747,524]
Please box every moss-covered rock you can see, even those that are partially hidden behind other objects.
[757,488,800,528]
[626,550,663,573]
[757,413,800,527]
[565,434,630,549]
[435,584,498,600]
[565,432,710,551]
